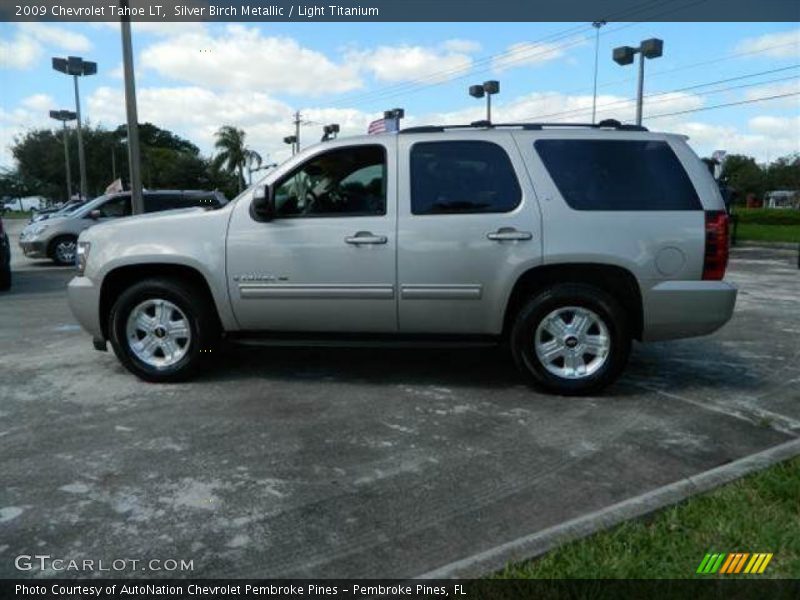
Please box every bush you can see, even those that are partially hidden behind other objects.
[734,208,800,225]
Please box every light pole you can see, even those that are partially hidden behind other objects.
[591,21,607,124]
[613,38,663,126]
[119,1,144,215]
[284,135,298,156]
[52,56,96,200]
[469,81,499,124]
[49,110,77,203]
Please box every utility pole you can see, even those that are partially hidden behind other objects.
[591,21,606,124]
[120,0,144,214]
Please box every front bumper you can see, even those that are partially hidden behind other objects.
[67,275,104,340]
[19,238,48,259]
[642,280,737,341]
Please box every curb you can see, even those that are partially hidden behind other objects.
[418,437,800,579]
[733,241,800,250]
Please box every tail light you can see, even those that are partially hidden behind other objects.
[703,210,729,280]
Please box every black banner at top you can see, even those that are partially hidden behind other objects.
[2,0,800,22]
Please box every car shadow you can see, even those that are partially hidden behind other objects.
[194,336,764,398]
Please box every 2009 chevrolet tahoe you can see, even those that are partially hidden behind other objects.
[67,122,736,394]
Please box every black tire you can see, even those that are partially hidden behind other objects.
[108,277,220,382]
[49,235,78,266]
[510,283,631,396]
[0,265,10,291]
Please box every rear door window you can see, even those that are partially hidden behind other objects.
[534,139,701,210]
[410,141,521,215]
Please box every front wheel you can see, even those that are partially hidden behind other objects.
[50,235,78,266]
[108,278,219,382]
[510,284,631,396]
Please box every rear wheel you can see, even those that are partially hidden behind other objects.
[50,235,78,266]
[108,278,219,382]
[510,284,630,395]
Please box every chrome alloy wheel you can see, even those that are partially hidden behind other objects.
[125,299,192,368]
[55,240,77,264]
[534,306,611,380]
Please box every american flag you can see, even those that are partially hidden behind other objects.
[367,117,399,135]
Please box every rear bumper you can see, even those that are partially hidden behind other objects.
[642,280,737,341]
[67,276,103,340]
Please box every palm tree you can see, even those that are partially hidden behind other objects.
[212,126,262,193]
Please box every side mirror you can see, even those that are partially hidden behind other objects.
[251,185,275,222]
[89,209,101,220]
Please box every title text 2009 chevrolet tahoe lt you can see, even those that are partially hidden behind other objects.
[67,123,736,395]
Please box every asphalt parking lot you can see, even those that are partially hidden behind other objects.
[1,217,799,579]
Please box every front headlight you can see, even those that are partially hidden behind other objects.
[76,241,91,274]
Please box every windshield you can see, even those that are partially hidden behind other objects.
[72,195,113,218]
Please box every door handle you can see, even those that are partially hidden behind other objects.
[487,227,532,241]
[345,231,388,245]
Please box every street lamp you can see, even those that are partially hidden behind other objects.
[52,56,96,201]
[49,110,77,203]
[284,135,298,155]
[613,38,663,126]
[321,123,340,142]
[591,21,607,124]
[469,80,499,124]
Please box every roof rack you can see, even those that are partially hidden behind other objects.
[401,119,648,134]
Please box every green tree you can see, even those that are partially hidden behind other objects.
[764,154,800,191]
[212,125,262,193]
[720,154,766,202]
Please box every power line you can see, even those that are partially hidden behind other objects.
[646,91,800,119]
[517,65,800,122]
[329,0,701,110]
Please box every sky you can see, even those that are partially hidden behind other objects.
[1,20,798,174]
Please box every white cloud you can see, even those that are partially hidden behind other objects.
[680,120,800,161]
[0,24,92,70]
[348,43,475,83]
[748,115,800,139]
[139,24,362,95]
[743,79,800,108]
[735,28,800,59]
[442,39,482,54]
[492,38,584,72]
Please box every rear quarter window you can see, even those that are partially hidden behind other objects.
[535,139,701,211]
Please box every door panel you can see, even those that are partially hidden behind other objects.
[226,141,397,332]
[397,134,543,334]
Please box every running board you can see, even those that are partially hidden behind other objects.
[226,332,500,349]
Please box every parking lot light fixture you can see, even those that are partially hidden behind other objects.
[52,56,96,201]
[612,38,663,126]
[49,110,77,203]
[469,81,499,124]
[322,123,340,142]
[284,135,298,155]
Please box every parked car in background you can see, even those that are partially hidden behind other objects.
[67,121,736,394]
[30,201,88,223]
[19,190,228,266]
[0,215,10,291]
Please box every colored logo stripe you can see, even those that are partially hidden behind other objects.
[697,553,773,575]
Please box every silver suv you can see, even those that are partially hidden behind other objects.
[20,190,227,265]
[67,122,736,394]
